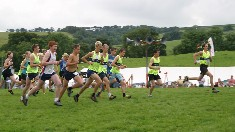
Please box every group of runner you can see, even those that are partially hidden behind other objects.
[0,41,219,106]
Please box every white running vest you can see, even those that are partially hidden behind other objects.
[43,50,56,74]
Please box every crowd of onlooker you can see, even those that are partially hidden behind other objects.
[164,75,235,88]
[214,75,235,87]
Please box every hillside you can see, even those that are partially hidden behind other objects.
[122,51,235,67]
[0,32,73,47]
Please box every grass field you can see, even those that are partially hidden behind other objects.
[0,32,10,47]
[0,87,234,131]
[166,40,181,55]
[122,51,235,67]
[77,51,235,69]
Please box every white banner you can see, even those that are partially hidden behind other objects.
[208,37,215,56]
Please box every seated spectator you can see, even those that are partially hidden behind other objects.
[227,75,235,87]
[189,83,194,88]
[176,76,184,87]
[198,78,205,87]
[215,78,224,87]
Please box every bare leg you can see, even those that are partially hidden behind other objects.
[78,77,93,95]
[22,77,32,96]
[51,74,62,99]
[149,80,155,95]
[120,80,126,93]
[59,79,69,100]
[205,71,214,88]
[90,74,102,94]
[27,79,45,97]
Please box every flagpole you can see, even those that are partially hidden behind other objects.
[208,37,215,86]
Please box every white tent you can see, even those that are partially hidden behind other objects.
[119,67,235,86]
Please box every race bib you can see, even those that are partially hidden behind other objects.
[73,72,79,76]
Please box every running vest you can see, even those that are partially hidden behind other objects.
[18,69,22,76]
[110,55,122,74]
[148,57,160,75]
[200,50,210,65]
[107,54,115,74]
[22,59,29,74]
[99,54,108,73]
[88,51,101,72]
[60,59,67,71]
[27,53,40,74]
[42,50,56,74]
[2,59,13,72]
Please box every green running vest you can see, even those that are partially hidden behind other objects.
[26,53,40,74]
[200,50,210,65]
[98,54,108,73]
[148,57,160,75]
[110,55,122,74]
[88,51,101,72]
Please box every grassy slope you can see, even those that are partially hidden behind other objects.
[123,51,235,67]
[0,88,234,131]
[166,40,181,55]
[1,32,234,68]
[0,32,10,47]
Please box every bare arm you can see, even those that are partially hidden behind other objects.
[20,59,27,69]
[193,51,203,64]
[66,54,78,66]
[81,52,93,65]
[209,56,212,62]
[3,59,13,68]
[111,56,126,69]
[111,56,119,68]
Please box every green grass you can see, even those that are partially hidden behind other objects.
[123,51,235,67]
[78,51,235,69]
[0,32,10,47]
[166,40,181,55]
[0,88,234,131]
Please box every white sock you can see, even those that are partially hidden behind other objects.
[108,93,112,97]
[54,98,59,102]
[26,94,29,99]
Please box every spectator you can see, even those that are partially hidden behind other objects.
[198,78,205,87]
[227,75,235,87]
[176,76,184,87]
[214,78,224,87]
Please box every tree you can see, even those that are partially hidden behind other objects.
[164,31,182,41]
[122,27,167,57]
[224,32,235,50]
[223,24,233,31]
[46,33,73,58]
[207,27,224,51]
[0,32,73,71]
[173,28,207,54]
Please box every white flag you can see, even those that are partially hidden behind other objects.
[208,37,215,56]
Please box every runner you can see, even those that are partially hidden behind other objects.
[148,49,163,96]
[73,41,103,102]
[111,48,131,99]
[96,44,116,100]
[0,51,21,94]
[57,44,83,105]
[184,43,219,93]
[23,41,63,106]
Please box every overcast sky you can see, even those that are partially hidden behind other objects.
[0,0,235,32]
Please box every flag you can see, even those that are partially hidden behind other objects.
[208,37,215,56]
